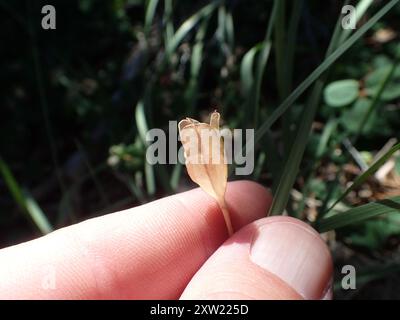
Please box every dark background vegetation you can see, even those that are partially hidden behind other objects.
[1,0,400,299]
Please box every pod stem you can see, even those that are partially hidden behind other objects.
[219,198,234,236]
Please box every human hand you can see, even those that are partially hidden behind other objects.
[0,181,332,299]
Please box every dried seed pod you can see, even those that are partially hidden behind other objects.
[178,111,233,236]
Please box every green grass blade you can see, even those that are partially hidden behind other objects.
[253,152,266,180]
[325,143,400,214]
[0,157,26,211]
[144,162,156,196]
[316,196,400,233]
[274,0,286,101]
[135,100,156,196]
[128,173,146,202]
[240,2,277,127]
[240,46,259,99]
[0,158,53,234]
[269,81,324,215]
[166,1,218,56]
[184,17,209,115]
[316,119,338,158]
[216,4,234,49]
[280,0,303,154]
[325,0,351,56]
[217,5,227,44]
[135,100,149,144]
[225,11,234,49]
[163,0,174,47]
[144,0,159,37]
[284,0,303,94]
[23,190,53,234]
[254,0,399,146]
[253,40,271,126]
[136,98,172,195]
[170,163,182,191]
[253,1,277,127]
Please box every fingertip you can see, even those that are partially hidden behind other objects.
[249,217,333,300]
[181,216,333,300]
[224,180,272,230]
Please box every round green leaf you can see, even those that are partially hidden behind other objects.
[366,82,400,101]
[323,79,359,107]
[340,98,372,133]
[365,66,391,88]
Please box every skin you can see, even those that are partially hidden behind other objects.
[0,181,332,299]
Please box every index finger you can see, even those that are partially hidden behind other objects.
[0,180,271,299]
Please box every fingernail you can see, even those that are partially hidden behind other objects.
[250,220,332,300]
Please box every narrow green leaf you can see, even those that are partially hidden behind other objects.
[191,18,208,80]
[135,100,156,196]
[316,196,400,233]
[274,0,286,101]
[269,80,324,215]
[240,46,260,97]
[239,2,276,128]
[163,0,174,47]
[144,0,159,37]
[216,5,226,43]
[135,100,150,144]
[0,157,26,211]
[316,119,337,158]
[0,158,53,234]
[325,143,400,214]
[253,152,266,180]
[284,0,303,94]
[128,173,146,202]
[170,163,182,191]
[253,0,277,127]
[23,190,53,234]
[225,11,234,49]
[166,2,218,56]
[144,162,156,196]
[253,42,271,126]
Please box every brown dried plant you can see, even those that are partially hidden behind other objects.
[178,111,233,236]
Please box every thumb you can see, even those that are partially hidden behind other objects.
[180,216,333,300]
